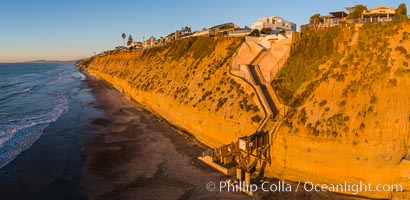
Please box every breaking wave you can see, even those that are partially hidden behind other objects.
[0,95,68,169]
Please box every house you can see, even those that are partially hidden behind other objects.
[300,5,399,32]
[115,46,127,51]
[251,16,296,32]
[149,36,157,46]
[158,37,165,46]
[128,41,143,49]
[300,10,347,31]
[190,22,239,37]
[143,36,157,48]
[192,29,211,37]
[228,28,251,37]
[322,11,348,27]
[209,22,239,36]
[362,6,396,22]
[165,32,175,43]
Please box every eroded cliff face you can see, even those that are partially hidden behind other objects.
[78,37,263,148]
[269,21,410,198]
[79,22,410,198]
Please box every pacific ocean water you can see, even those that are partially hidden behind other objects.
[0,62,108,199]
[0,62,89,169]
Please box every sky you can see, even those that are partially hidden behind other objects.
[0,0,405,62]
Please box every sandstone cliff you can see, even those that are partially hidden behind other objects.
[78,21,410,198]
[270,21,410,198]
[78,37,263,148]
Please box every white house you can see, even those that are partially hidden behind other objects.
[128,41,143,49]
[251,16,296,32]
[362,6,396,22]
[143,36,157,48]
[192,29,212,37]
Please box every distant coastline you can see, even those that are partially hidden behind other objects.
[0,60,79,64]
[24,60,78,63]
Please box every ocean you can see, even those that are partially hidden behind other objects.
[0,62,107,199]
[0,62,97,169]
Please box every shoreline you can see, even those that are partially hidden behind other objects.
[0,64,100,200]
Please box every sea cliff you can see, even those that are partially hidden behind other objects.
[78,21,410,199]
[269,21,410,199]
[77,37,263,148]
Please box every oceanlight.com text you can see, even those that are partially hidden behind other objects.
[206,180,403,195]
[303,181,403,195]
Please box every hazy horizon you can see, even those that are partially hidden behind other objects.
[0,0,405,62]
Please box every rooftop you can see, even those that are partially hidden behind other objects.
[329,11,348,18]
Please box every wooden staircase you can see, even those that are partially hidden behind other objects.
[260,118,276,133]
[199,45,290,190]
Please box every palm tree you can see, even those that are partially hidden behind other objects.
[185,26,192,34]
[121,33,126,46]
[180,26,192,34]
[181,27,186,34]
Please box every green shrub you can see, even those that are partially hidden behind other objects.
[298,108,307,124]
[216,98,228,111]
[395,67,405,76]
[370,95,377,104]
[403,31,408,41]
[319,100,327,107]
[388,78,398,86]
[339,100,346,107]
[251,105,260,112]
[395,46,408,55]
[251,115,262,122]
[367,106,374,113]
[360,122,366,129]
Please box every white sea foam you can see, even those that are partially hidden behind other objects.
[0,95,69,169]
[16,87,32,94]
[0,87,33,102]
[45,72,63,86]
[71,71,86,80]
